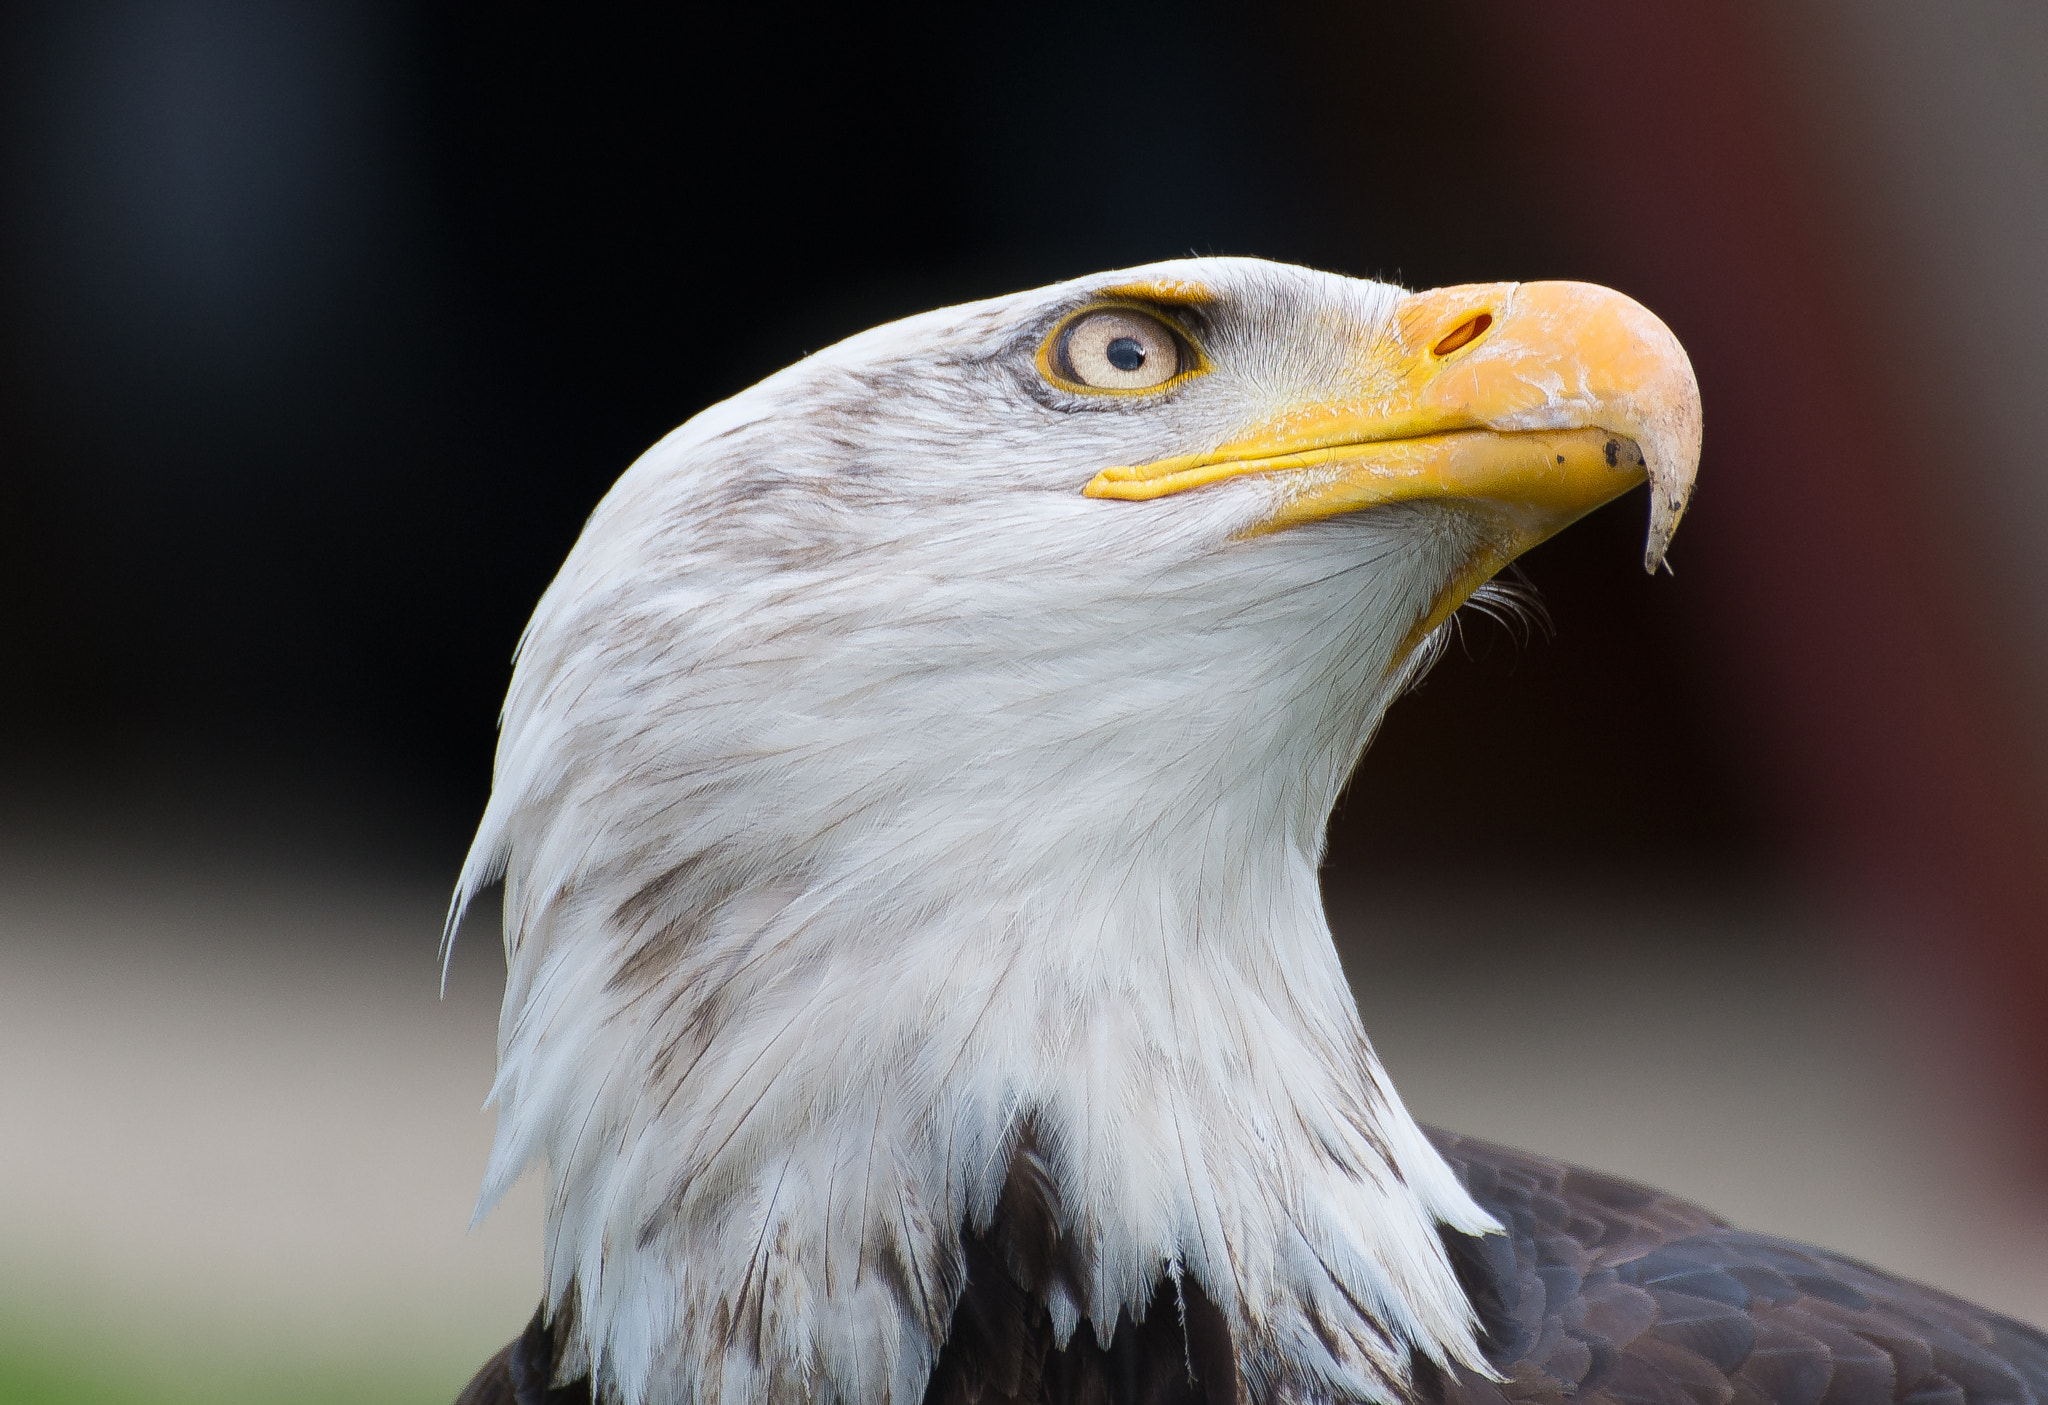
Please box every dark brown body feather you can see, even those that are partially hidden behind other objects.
[455,1128,2048,1405]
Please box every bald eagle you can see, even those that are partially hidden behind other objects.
[450,260,2047,1405]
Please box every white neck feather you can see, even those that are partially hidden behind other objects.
[476,831,1495,1405]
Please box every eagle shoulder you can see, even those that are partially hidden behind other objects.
[1426,1128,2048,1405]
[454,1306,590,1405]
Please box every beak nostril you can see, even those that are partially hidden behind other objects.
[1432,312,1492,358]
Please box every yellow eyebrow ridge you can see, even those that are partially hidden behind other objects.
[1095,278,1212,306]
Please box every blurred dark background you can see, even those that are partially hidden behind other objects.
[0,2,1764,862]
[3,4,2046,1402]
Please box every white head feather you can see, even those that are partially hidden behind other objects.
[451,256,1687,1405]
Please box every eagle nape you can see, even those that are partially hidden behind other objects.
[447,258,2043,1405]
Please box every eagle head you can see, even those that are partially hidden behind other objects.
[453,257,1700,1405]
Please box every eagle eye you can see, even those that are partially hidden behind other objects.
[1049,308,1185,391]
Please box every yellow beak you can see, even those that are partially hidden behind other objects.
[1082,280,1702,575]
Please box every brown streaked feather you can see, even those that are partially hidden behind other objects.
[924,1238,1237,1405]
[924,1116,1238,1405]
[455,1129,2048,1405]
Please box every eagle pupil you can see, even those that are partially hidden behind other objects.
[1106,337,1146,372]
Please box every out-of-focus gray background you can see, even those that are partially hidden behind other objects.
[3,4,2046,1402]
